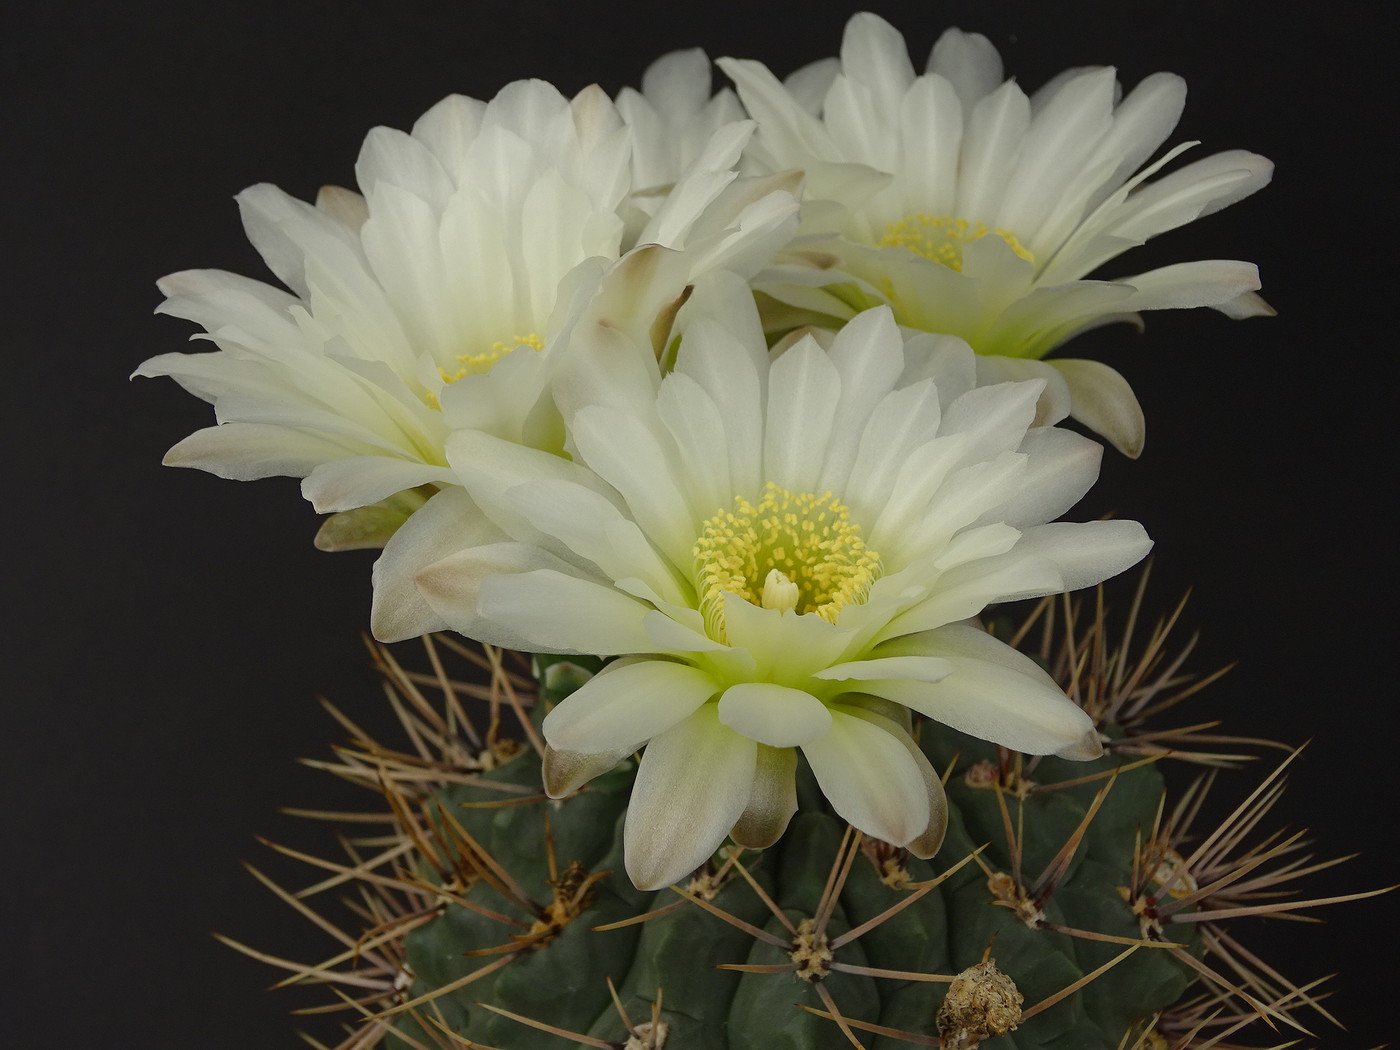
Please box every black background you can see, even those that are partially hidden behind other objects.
[5,1,1396,1047]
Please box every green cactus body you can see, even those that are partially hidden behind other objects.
[382,654,1199,1050]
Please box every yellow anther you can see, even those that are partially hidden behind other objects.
[436,332,545,386]
[693,482,881,642]
[879,213,1033,271]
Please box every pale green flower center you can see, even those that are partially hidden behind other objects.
[693,482,882,641]
[879,213,1033,271]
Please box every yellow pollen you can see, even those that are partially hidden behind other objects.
[879,213,1033,271]
[693,482,881,642]
[437,332,545,386]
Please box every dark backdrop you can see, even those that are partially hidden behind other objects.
[5,1,1395,1047]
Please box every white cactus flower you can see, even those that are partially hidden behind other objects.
[717,12,1274,456]
[135,76,799,626]
[410,280,1152,890]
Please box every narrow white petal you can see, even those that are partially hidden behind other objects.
[896,74,963,217]
[475,569,656,655]
[640,47,713,122]
[543,658,720,754]
[571,407,696,569]
[717,56,838,165]
[717,683,833,748]
[1011,519,1153,591]
[301,457,455,514]
[1052,358,1146,458]
[843,707,948,857]
[370,488,502,642]
[813,655,953,683]
[802,707,929,847]
[940,380,1043,464]
[625,707,757,890]
[926,27,1003,110]
[840,13,917,114]
[1120,259,1262,311]
[731,746,799,849]
[159,423,360,481]
[973,355,1073,427]
[410,94,487,179]
[355,125,454,210]
[954,80,1031,220]
[409,542,578,648]
[993,425,1105,527]
[763,338,842,493]
[542,744,635,798]
[503,479,686,606]
[892,624,1101,758]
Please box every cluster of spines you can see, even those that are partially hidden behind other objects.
[222,583,1385,1049]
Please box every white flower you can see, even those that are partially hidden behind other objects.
[135,77,798,622]
[615,49,745,235]
[717,13,1273,456]
[411,282,1151,889]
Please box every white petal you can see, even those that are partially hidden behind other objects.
[474,569,656,655]
[370,488,503,642]
[940,379,1043,464]
[926,28,1003,110]
[503,479,686,606]
[889,624,1100,758]
[1011,519,1153,591]
[1052,358,1146,458]
[954,80,1031,220]
[543,658,720,754]
[802,706,929,846]
[159,423,360,481]
[717,683,833,748]
[301,457,455,514]
[571,406,696,569]
[813,655,952,684]
[844,706,948,857]
[816,306,907,492]
[410,94,487,179]
[974,355,1073,427]
[1120,259,1262,311]
[840,13,916,115]
[731,746,799,849]
[896,74,962,217]
[640,47,713,122]
[763,338,842,493]
[993,425,1105,528]
[625,706,757,889]
[998,67,1117,241]
[542,744,635,798]
[355,125,454,210]
[717,56,838,165]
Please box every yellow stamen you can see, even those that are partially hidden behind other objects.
[693,482,881,642]
[437,332,545,386]
[879,213,1033,271]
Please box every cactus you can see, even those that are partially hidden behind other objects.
[231,580,1380,1049]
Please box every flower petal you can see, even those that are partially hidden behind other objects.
[717,683,834,747]
[802,706,930,847]
[543,658,720,754]
[1052,358,1146,458]
[625,706,757,890]
[730,745,799,849]
[542,744,635,798]
[882,624,1101,758]
[844,706,948,857]
[370,487,503,642]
